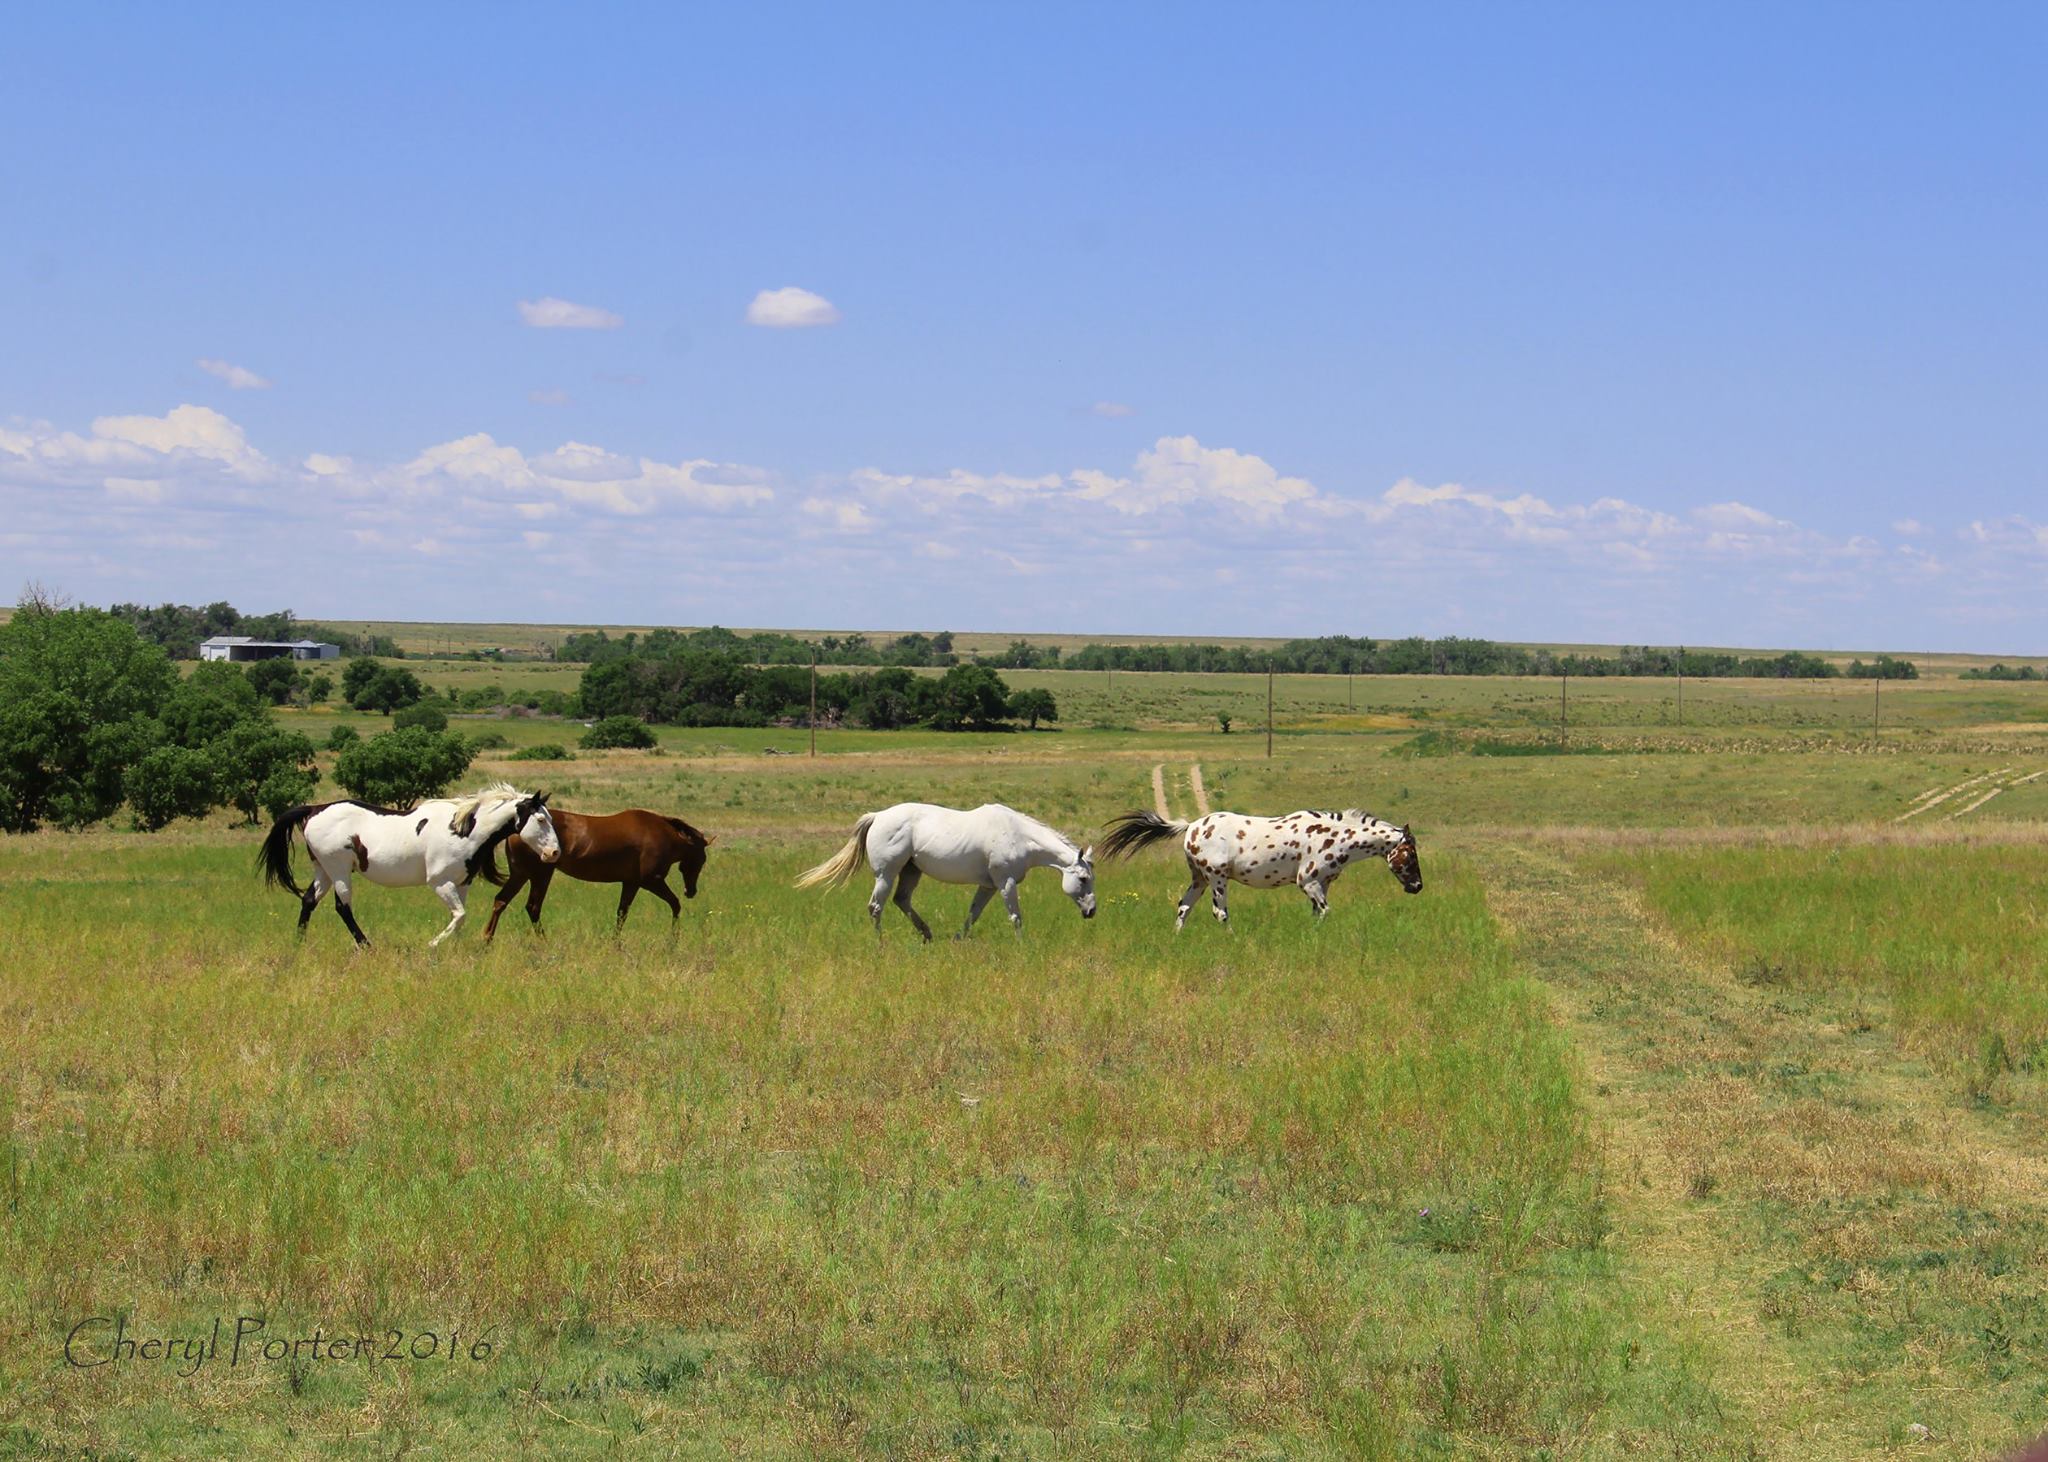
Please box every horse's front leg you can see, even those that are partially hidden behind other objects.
[614,880,640,934]
[427,880,469,947]
[483,866,530,941]
[999,877,1024,932]
[1297,872,1330,920]
[1208,874,1230,927]
[1175,859,1203,933]
[959,885,997,938]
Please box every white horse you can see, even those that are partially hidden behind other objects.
[1099,807,1420,929]
[260,783,561,947]
[794,802,1096,939]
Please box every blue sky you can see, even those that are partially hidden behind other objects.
[4,4,2044,649]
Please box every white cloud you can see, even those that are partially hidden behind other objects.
[1893,518,1926,536]
[802,496,875,532]
[195,358,271,390]
[1090,401,1135,418]
[528,388,571,406]
[1073,436,1318,520]
[518,297,623,330]
[746,286,841,328]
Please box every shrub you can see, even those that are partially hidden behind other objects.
[393,702,449,733]
[581,716,657,750]
[326,724,360,752]
[465,730,510,751]
[511,742,573,762]
[334,728,476,806]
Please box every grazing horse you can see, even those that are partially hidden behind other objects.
[1100,808,1420,929]
[259,783,560,947]
[794,802,1097,939]
[480,808,713,939]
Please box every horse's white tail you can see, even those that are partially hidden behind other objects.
[794,812,877,889]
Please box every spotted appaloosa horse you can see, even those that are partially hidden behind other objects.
[259,783,561,948]
[480,807,712,938]
[1099,808,1421,929]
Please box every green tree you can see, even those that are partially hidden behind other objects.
[1007,687,1058,729]
[580,715,657,750]
[349,665,425,715]
[305,671,333,705]
[159,661,263,747]
[926,664,1012,730]
[0,604,178,831]
[124,746,216,831]
[244,657,305,705]
[325,724,360,752]
[209,720,319,823]
[334,728,476,806]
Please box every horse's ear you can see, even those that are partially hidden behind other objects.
[1081,844,1094,863]
[1401,824,1413,842]
[535,791,550,808]
[703,833,716,846]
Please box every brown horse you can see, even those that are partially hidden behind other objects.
[481,808,712,938]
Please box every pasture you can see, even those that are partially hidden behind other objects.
[5,663,2048,1457]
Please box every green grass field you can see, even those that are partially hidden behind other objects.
[6,650,2048,1457]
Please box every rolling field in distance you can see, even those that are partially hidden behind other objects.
[6,633,2048,1456]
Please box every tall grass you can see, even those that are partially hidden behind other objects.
[2,806,1622,1454]
[1609,844,2048,1081]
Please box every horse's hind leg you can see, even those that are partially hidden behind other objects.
[891,866,934,943]
[1208,874,1231,927]
[614,880,640,934]
[297,868,331,935]
[329,874,371,949]
[427,881,468,947]
[866,865,898,933]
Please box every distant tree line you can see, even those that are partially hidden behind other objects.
[1962,663,2043,681]
[559,626,961,667]
[977,634,1886,680]
[577,641,1053,731]
[107,600,400,658]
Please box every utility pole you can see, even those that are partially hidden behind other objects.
[1560,671,1568,746]
[1266,667,1275,759]
[1348,670,1354,713]
[1874,673,1880,737]
[1676,645,1684,726]
[809,647,818,758]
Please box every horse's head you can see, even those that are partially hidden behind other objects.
[1386,825,1422,894]
[515,791,561,864]
[678,827,713,899]
[1062,845,1098,919]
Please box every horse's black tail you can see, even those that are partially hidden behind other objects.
[258,803,321,895]
[1099,810,1187,860]
[477,843,506,885]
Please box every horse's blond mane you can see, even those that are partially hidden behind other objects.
[443,782,529,824]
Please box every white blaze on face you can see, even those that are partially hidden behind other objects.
[524,804,563,863]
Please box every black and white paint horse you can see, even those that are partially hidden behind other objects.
[1100,807,1420,929]
[259,782,560,947]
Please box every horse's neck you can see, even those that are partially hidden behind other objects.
[1344,821,1397,855]
[1012,815,1075,867]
